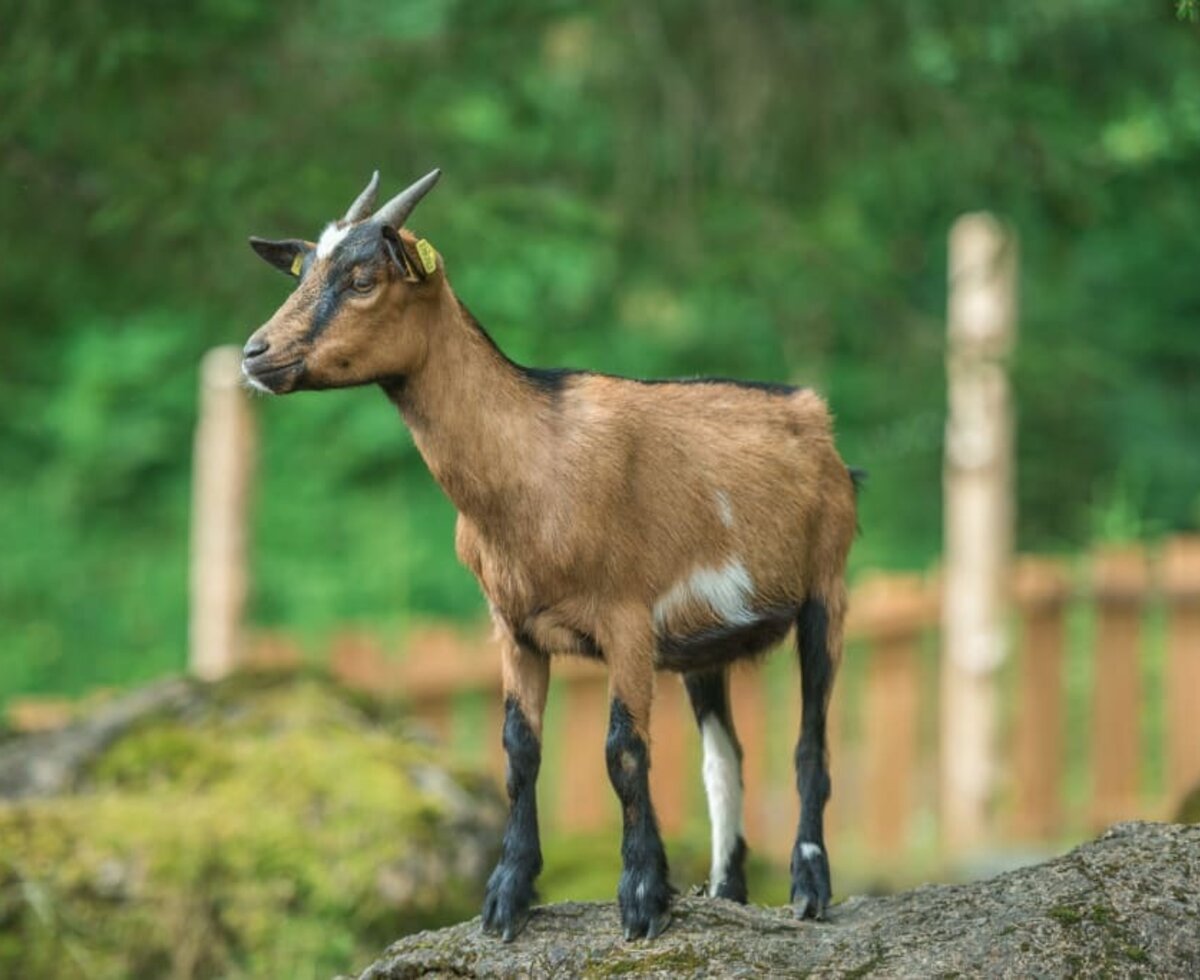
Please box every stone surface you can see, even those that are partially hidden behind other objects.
[357,821,1199,979]
[0,678,194,799]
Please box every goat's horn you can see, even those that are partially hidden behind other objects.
[342,170,381,223]
[372,168,441,229]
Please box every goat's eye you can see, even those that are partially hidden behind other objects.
[351,274,375,294]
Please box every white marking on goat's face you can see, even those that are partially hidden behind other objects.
[799,842,823,860]
[316,222,352,259]
[701,716,743,896]
[715,491,734,529]
[653,558,756,631]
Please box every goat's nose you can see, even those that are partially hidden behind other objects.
[243,337,270,359]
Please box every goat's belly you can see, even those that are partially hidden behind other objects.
[654,607,796,672]
[513,609,604,661]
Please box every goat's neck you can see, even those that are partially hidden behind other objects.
[384,287,550,525]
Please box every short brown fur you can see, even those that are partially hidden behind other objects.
[247,243,856,726]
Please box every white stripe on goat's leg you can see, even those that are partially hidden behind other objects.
[684,670,748,902]
[702,716,744,896]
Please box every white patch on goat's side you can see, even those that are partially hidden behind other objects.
[653,559,756,631]
[701,717,743,896]
[800,842,823,860]
[714,490,734,528]
[316,222,351,259]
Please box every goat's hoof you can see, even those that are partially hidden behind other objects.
[624,909,672,941]
[500,909,530,943]
[623,910,671,942]
[789,843,831,921]
[481,864,536,941]
[618,869,674,940]
[713,876,749,904]
[480,896,531,941]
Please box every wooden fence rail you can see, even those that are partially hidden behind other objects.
[243,535,1200,862]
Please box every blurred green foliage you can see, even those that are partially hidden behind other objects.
[1,1,1198,699]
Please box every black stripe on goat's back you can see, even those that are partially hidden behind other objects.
[516,365,801,398]
[518,366,582,396]
[630,375,801,395]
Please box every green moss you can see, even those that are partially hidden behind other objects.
[583,946,710,977]
[0,676,498,980]
[1047,904,1084,926]
[1123,945,1149,962]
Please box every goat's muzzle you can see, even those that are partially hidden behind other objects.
[241,339,304,394]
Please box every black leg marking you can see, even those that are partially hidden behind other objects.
[683,670,748,903]
[481,697,543,941]
[791,598,834,920]
[606,698,673,940]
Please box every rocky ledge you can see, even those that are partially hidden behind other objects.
[356,821,1198,979]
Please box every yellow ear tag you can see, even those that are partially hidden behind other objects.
[416,238,438,275]
[289,253,303,276]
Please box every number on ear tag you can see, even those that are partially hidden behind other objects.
[416,239,438,275]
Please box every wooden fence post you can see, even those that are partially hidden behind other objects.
[189,346,255,682]
[1011,557,1070,839]
[1090,546,1150,828]
[1162,536,1200,806]
[941,213,1017,850]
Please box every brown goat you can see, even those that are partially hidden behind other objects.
[243,170,859,941]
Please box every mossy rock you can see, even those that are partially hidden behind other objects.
[0,674,503,979]
[1175,782,1200,823]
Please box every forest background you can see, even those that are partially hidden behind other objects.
[2,0,1198,702]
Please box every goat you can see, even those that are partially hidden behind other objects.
[242,169,859,941]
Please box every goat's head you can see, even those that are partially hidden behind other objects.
[242,169,443,394]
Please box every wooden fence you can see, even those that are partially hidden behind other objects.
[245,536,1200,864]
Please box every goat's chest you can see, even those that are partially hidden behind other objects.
[454,514,562,612]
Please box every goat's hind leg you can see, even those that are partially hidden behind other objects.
[481,634,549,941]
[790,590,843,920]
[683,668,748,902]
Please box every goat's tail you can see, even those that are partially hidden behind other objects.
[847,466,868,497]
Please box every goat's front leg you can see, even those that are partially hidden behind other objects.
[481,635,549,941]
[604,615,673,940]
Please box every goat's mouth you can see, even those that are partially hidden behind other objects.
[242,357,304,394]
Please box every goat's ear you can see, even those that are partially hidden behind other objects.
[249,237,312,278]
[380,225,419,281]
